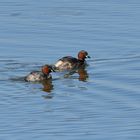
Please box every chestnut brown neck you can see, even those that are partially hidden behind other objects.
[42,67,50,75]
[78,53,86,61]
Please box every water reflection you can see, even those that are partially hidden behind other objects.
[41,79,54,93]
[77,68,89,82]
[64,66,89,82]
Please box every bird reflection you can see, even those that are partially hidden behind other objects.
[64,66,89,82]
[77,68,89,82]
[41,79,54,93]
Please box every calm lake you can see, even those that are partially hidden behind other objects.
[0,0,140,139]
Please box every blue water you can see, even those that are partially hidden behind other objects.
[0,0,140,140]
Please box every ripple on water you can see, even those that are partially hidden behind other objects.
[0,0,140,139]
[0,59,140,139]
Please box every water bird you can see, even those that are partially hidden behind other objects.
[54,50,90,71]
[25,65,55,82]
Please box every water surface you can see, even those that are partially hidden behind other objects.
[0,0,140,140]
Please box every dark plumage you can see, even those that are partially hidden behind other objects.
[54,50,90,71]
